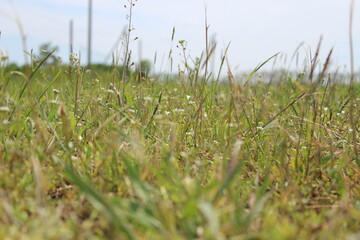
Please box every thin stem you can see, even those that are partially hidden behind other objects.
[349,0,358,160]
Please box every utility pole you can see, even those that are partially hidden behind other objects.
[69,19,74,56]
[87,0,92,68]
[68,19,74,80]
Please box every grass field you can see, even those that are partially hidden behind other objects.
[0,49,359,239]
[1,1,360,234]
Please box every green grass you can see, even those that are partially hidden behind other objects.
[0,56,359,239]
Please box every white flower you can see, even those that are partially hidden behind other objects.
[186,129,195,136]
[49,100,59,104]
[324,107,329,111]
[0,106,10,112]
[186,95,191,100]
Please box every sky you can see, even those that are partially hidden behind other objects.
[0,0,359,72]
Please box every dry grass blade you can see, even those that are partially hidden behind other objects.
[58,104,73,142]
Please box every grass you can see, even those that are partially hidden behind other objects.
[0,53,359,239]
[0,2,359,236]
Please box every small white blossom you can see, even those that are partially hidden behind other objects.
[186,95,191,100]
[195,160,202,166]
[186,129,195,136]
[0,106,10,112]
[49,100,59,104]
[324,107,328,111]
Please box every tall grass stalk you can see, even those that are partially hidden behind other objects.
[349,0,359,162]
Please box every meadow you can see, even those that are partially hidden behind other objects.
[0,45,359,239]
[0,2,360,237]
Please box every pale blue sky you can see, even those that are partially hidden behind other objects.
[0,0,359,71]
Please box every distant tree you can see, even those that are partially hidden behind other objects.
[139,59,151,77]
[36,42,60,66]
